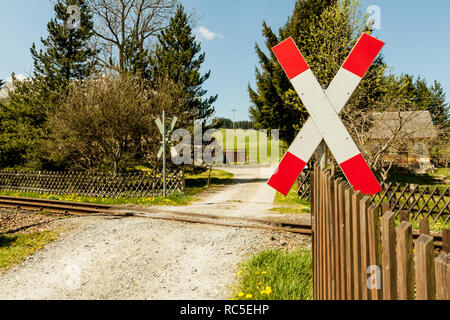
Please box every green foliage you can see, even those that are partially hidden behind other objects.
[233,249,313,300]
[0,0,95,170]
[249,0,337,143]
[151,4,217,122]
[0,75,49,169]
[30,0,96,85]
[212,118,254,129]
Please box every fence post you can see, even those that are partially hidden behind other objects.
[318,168,324,299]
[352,191,362,300]
[344,187,354,299]
[326,173,335,300]
[420,219,430,235]
[337,181,347,300]
[381,202,390,215]
[415,234,436,300]
[434,253,449,300]
[367,205,382,300]
[442,229,450,254]
[396,221,415,300]
[360,196,370,300]
[399,210,409,222]
[381,211,397,300]
[333,178,342,300]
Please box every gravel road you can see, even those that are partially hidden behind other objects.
[0,167,310,300]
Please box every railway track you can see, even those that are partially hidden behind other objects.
[0,196,444,249]
[0,195,113,215]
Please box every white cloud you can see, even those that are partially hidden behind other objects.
[194,26,223,41]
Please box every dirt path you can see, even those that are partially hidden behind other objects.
[0,167,310,300]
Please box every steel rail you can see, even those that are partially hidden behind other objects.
[0,196,444,249]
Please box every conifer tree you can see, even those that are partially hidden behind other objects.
[0,0,96,169]
[249,0,336,142]
[151,4,217,122]
[30,0,96,89]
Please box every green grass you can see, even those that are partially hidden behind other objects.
[432,168,450,180]
[0,169,234,206]
[213,129,287,164]
[268,186,311,215]
[387,168,449,193]
[268,207,311,214]
[232,249,313,300]
[394,216,450,233]
[0,230,59,270]
[274,189,310,207]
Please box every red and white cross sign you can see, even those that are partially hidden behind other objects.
[268,33,385,196]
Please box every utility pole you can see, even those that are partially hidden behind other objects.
[319,84,329,169]
[319,141,328,169]
[162,110,166,198]
[232,108,237,131]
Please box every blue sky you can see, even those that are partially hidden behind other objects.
[1,0,449,121]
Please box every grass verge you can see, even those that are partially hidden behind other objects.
[0,230,59,270]
[0,169,234,206]
[394,216,450,233]
[269,187,311,215]
[232,249,313,300]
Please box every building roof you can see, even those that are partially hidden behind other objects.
[368,111,438,140]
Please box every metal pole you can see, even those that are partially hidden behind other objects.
[319,84,329,169]
[162,109,167,198]
[319,141,328,169]
[232,109,237,131]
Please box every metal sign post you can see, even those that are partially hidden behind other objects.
[162,110,166,197]
[268,33,385,196]
[156,110,178,198]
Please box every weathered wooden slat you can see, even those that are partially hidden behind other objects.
[327,173,335,300]
[344,187,354,300]
[441,229,449,254]
[333,178,342,300]
[352,191,362,300]
[311,168,317,301]
[396,221,415,300]
[434,253,449,300]
[360,196,370,300]
[415,234,436,300]
[420,219,430,235]
[381,211,397,300]
[337,181,347,300]
[367,204,382,300]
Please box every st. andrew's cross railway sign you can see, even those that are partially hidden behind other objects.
[268,33,385,196]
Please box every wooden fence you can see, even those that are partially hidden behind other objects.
[311,165,450,300]
[0,170,185,198]
[373,182,449,223]
[298,170,449,223]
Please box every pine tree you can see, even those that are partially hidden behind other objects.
[249,0,336,143]
[122,30,152,78]
[151,4,217,122]
[0,0,96,169]
[30,0,96,89]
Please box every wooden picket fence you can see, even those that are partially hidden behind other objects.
[299,169,449,223]
[311,165,450,300]
[0,170,185,198]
